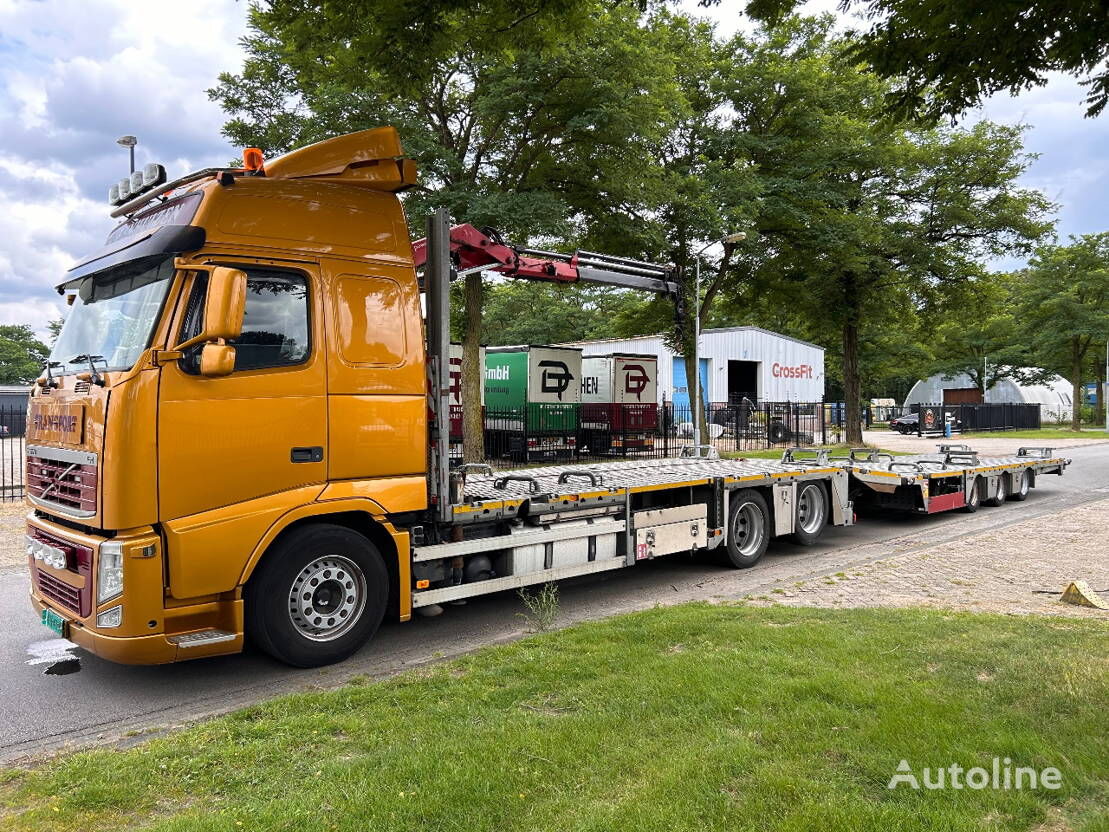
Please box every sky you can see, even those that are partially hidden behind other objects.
[1,0,1107,342]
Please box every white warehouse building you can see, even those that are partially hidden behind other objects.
[559,326,825,408]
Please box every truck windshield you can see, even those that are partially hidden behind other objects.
[49,258,174,375]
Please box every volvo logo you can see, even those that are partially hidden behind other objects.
[622,364,649,400]
[539,360,574,400]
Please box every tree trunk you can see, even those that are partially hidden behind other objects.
[1097,358,1106,427]
[681,349,706,445]
[1071,339,1083,433]
[842,273,863,445]
[462,272,484,462]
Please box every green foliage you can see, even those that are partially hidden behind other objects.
[0,325,48,385]
[926,277,1030,392]
[742,0,1109,120]
[1014,233,1109,430]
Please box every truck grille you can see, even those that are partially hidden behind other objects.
[29,529,92,617]
[26,446,97,516]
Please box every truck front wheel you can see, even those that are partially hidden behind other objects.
[723,489,770,568]
[246,525,389,668]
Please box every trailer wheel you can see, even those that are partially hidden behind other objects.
[791,482,828,546]
[1009,469,1032,502]
[961,477,981,513]
[983,475,1007,507]
[246,525,388,668]
[768,421,789,444]
[723,489,770,568]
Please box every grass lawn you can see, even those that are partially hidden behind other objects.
[2,605,1106,832]
[958,429,1109,441]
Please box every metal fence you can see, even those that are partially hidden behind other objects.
[1,405,26,501]
[909,402,1040,433]
[456,401,832,468]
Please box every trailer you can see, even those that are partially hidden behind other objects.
[483,345,583,462]
[803,444,1071,513]
[448,342,485,458]
[580,353,659,455]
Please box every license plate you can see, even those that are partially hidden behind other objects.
[41,607,69,637]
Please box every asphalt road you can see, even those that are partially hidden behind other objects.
[2,444,1106,763]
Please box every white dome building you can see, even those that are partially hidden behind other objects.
[903,370,1073,424]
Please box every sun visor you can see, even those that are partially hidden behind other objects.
[60,225,205,289]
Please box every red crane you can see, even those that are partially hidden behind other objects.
[411,223,680,296]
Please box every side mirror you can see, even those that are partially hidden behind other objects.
[199,343,236,377]
[204,267,247,341]
[171,267,247,354]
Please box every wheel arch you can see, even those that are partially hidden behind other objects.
[240,499,410,622]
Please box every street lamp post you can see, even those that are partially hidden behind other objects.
[692,232,746,444]
[116,135,137,174]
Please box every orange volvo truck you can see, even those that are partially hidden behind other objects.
[25,128,1070,667]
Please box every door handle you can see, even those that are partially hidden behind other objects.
[290,446,324,463]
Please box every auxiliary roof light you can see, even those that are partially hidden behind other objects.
[109,162,167,207]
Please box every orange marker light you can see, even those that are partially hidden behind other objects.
[242,147,265,174]
[416,579,430,590]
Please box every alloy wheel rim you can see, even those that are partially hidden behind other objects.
[733,502,765,556]
[288,555,367,642]
[797,484,825,534]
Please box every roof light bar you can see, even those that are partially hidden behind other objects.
[109,162,167,207]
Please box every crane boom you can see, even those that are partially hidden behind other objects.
[411,223,680,296]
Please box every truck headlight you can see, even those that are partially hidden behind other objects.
[98,541,124,603]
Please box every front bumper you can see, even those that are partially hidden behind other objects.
[27,512,244,664]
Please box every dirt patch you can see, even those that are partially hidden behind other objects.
[0,502,28,572]
[750,499,1109,619]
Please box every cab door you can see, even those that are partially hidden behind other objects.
[158,264,327,522]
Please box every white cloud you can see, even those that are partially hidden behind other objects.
[0,0,248,338]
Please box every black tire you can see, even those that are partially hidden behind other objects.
[983,475,1007,507]
[768,421,789,444]
[791,481,828,545]
[1009,469,1032,502]
[961,477,981,513]
[245,525,388,668]
[723,489,771,568]
[897,424,912,435]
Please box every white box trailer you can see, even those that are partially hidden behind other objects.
[580,353,659,454]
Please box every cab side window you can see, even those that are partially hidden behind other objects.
[180,269,310,373]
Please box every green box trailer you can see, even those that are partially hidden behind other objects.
[484,346,582,460]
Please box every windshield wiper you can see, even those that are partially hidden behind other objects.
[68,354,107,387]
[41,360,62,389]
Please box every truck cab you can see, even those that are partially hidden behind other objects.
[27,128,425,666]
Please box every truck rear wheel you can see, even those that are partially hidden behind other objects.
[1009,469,1032,502]
[246,525,388,668]
[983,475,1007,507]
[723,489,770,568]
[791,482,828,545]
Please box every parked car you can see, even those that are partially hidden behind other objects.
[889,413,918,434]
[890,411,963,434]
[0,424,9,438]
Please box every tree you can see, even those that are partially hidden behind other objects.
[926,277,1029,393]
[742,0,1109,121]
[0,325,49,385]
[1015,234,1109,431]
[212,2,683,460]
[47,319,64,344]
[705,19,1053,443]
